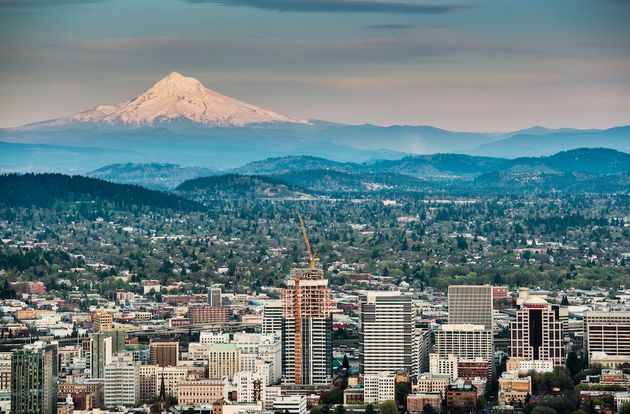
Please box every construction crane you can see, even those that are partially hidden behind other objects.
[293,212,317,385]
[298,212,318,269]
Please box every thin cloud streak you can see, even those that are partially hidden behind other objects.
[184,0,471,14]
[365,24,414,29]
[0,0,104,5]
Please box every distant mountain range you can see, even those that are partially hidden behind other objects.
[1,148,627,211]
[89,163,216,191]
[87,148,630,194]
[0,72,628,172]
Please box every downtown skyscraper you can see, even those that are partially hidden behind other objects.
[11,341,58,414]
[281,268,332,385]
[510,297,565,366]
[448,285,493,330]
[359,291,416,377]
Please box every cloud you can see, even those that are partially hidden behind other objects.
[183,0,470,14]
[0,0,103,6]
[365,24,414,29]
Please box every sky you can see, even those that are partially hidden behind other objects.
[0,0,629,131]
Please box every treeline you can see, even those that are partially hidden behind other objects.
[0,173,202,212]
[525,214,609,233]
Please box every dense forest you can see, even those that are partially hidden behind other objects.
[0,173,202,211]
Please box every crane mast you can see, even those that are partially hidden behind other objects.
[298,213,317,269]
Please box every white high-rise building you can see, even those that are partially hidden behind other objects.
[232,333,282,384]
[360,291,416,376]
[262,300,283,340]
[104,354,139,408]
[448,285,493,330]
[509,297,565,366]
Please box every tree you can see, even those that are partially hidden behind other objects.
[566,350,582,377]
[365,404,377,414]
[477,396,486,411]
[380,400,398,414]
[395,381,411,409]
[619,403,630,414]
[422,404,439,414]
[311,406,323,414]
[320,389,343,405]
[531,407,557,414]
[335,405,347,414]
[342,354,350,370]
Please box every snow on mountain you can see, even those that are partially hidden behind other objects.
[30,72,309,128]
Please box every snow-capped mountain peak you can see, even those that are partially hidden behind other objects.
[32,72,309,128]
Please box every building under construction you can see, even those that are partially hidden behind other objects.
[281,267,332,386]
[281,214,333,386]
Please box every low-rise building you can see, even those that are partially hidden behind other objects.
[272,395,307,414]
[363,372,396,404]
[414,373,451,397]
[178,379,225,406]
[498,372,531,406]
[189,305,229,325]
[445,382,477,414]
[407,393,442,413]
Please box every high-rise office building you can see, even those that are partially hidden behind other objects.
[92,310,114,332]
[104,353,139,408]
[435,324,494,361]
[415,329,432,374]
[208,286,222,307]
[0,352,11,394]
[89,329,126,379]
[359,291,416,376]
[262,300,283,339]
[11,341,58,414]
[208,343,241,379]
[138,364,159,403]
[149,340,179,367]
[509,297,565,366]
[448,285,493,330]
[583,311,630,358]
[281,268,332,385]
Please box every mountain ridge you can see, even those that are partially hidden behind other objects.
[88,147,630,190]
